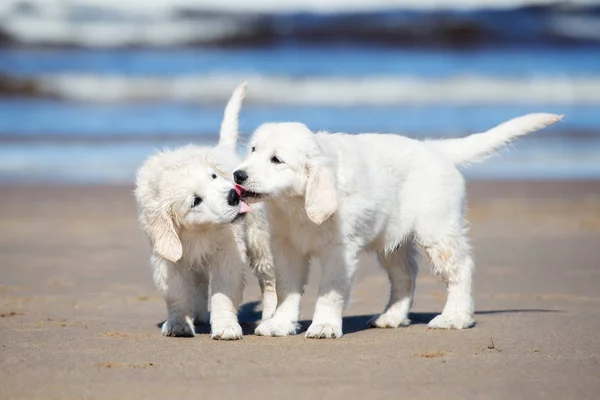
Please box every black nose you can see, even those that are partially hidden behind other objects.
[227,188,240,206]
[233,170,248,184]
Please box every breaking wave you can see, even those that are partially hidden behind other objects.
[0,0,599,47]
[30,74,600,105]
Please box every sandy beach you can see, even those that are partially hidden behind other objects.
[1,180,599,399]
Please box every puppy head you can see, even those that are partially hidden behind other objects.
[234,122,337,225]
[136,147,250,262]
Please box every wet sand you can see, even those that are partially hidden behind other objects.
[1,181,599,399]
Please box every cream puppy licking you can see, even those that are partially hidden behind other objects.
[234,113,562,339]
[135,83,276,340]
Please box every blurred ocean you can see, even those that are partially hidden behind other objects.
[1,0,599,183]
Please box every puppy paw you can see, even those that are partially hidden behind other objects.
[427,313,475,330]
[211,323,243,340]
[161,319,195,337]
[368,313,411,329]
[255,319,299,337]
[305,323,343,339]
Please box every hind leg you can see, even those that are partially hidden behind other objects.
[369,243,418,328]
[245,209,278,321]
[411,167,475,329]
[247,241,277,321]
[258,279,277,321]
[191,268,210,325]
[420,232,475,329]
[247,237,277,321]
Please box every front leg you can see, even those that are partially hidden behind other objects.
[369,244,418,329]
[306,244,358,339]
[152,255,195,337]
[255,239,309,337]
[209,251,245,340]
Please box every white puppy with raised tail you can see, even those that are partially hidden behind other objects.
[135,83,276,340]
[234,113,562,339]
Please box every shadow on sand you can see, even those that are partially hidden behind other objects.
[157,301,563,336]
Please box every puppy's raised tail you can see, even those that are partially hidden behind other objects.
[218,81,247,150]
[428,113,563,166]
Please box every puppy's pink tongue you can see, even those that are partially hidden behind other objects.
[234,184,246,197]
[239,201,253,214]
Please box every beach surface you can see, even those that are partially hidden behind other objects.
[1,181,599,399]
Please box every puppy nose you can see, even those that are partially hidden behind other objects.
[233,170,248,184]
[227,188,240,206]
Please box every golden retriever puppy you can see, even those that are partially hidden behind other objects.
[135,83,276,340]
[234,113,561,338]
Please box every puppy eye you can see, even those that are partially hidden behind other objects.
[271,156,282,164]
[192,196,202,207]
[251,146,256,152]
[211,173,217,179]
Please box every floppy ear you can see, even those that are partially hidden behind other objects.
[146,207,182,263]
[304,158,338,225]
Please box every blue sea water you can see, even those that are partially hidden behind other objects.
[2,46,600,78]
[1,44,599,183]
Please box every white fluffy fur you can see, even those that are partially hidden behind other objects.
[135,83,276,340]
[236,113,562,339]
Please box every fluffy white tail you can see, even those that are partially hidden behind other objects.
[218,81,247,150]
[428,113,563,166]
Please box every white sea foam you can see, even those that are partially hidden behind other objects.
[37,74,600,105]
[0,0,597,47]
[0,0,595,17]
[1,16,245,47]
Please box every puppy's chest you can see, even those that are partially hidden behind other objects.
[271,206,333,255]
[181,228,244,266]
